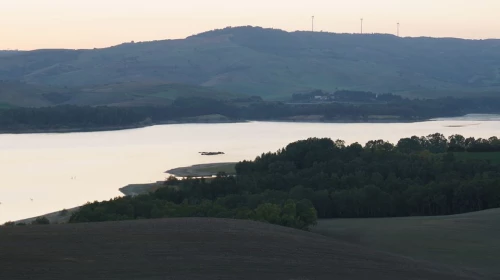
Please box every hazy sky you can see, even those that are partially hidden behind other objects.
[1,0,499,50]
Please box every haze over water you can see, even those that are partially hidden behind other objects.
[1,117,500,223]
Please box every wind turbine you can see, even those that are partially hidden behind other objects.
[360,18,364,34]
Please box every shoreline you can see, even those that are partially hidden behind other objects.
[11,162,238,224]
[0,119,246,135]
[119,181,165,196]
[165,162,237,177]
[0,117,427,135]
[7,112,497,135]
[0,124,151,135]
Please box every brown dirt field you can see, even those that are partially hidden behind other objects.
[0,218,490,280]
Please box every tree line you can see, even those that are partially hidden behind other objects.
[0,105,149,132]
[292,89,403,103]
[67,134,500,230]
[233,135,500,218]
[1,94,500,132]
[69,175,318,230]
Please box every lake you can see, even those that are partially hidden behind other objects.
[1,115,500,223]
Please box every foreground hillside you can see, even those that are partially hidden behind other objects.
[0,218,488,280]
[1,26,500,98]
[314,208,500,276]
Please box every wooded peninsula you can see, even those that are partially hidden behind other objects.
[63,134,500,230]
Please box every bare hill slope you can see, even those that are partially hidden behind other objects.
[314,208,500,277]
[0,218,489,280]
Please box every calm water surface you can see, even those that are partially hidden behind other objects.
[1,115,499,223]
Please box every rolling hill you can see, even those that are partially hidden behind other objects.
[0,81,242,107]
[1,26,500,99]
[0,218,489,280]
[0,50,19,57]
[313,208,500,277]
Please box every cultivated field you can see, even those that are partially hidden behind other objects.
[314,208,500,277]
[0,218,488,280]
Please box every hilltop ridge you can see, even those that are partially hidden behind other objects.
[1,26,500,99]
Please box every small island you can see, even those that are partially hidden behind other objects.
[199,151,225,156]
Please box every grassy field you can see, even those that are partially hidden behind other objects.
[313,208,500,276]
[0,218,488,280]
[454,152,500,164]
[78,82,245,107]
[0,81,65,107]
[0,81,245,107]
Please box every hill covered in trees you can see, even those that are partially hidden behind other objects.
[1,26,500,99]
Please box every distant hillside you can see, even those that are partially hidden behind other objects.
[0,50,19,57]
[0,218,487,280]
[0,81,241,107]
[67,81,243,107]
[0,81,65,107]
[1,26,500,99]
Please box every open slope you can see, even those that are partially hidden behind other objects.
[0,81,66,107]
[314,208,500,276]
[0,81,241,107]
[1,26,500,99]
[0,218,488,280]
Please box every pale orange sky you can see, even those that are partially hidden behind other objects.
[0,0,498,50]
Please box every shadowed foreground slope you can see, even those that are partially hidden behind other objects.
[0,218,488,280]
[314,208,500,277]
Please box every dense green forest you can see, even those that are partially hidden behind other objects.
[1,93,500,132]
[69,134,500,229]
[69,188,318,230]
